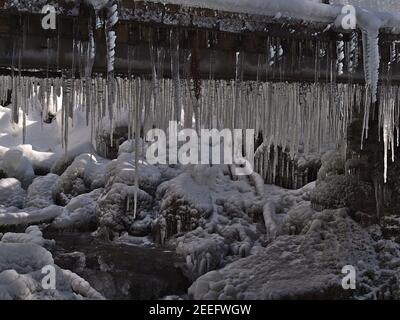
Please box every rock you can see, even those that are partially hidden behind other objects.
[1,149,35,188]
[0,178,26,209]
[51,189,104,231]
[96,183,154,234]
[1,226,55,249]
[25,174,58,209]
[104,153,162,195]
[53,154,109,206]
[0,242,103,300]
[156,172,214,239]
[312,175,375,213]
[189,209,381,300]
[0,205,63,228]
[175,228,228,281]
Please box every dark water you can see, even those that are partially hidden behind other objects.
[45,232,190,300]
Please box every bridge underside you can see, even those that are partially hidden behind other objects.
[0,0,399,83]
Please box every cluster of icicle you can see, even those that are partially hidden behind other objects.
[378,85,400,183]
[0,73,360,178]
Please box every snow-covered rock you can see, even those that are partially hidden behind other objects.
[175,228,228,281]
[10,144,57,175]
[97,183,154,235]
[0,178,26,209]
[51,189,104,231]
[50,142,98,175]
[1,149,35,188]
[1,226,55,249]
[105,153,162,195]
[53,153,109,205]
[0,205,63,227]
[189,208,396,300]
[0,242,103,300]
[25,174,58,209]
[156,171,214,239]
[118,138,147,156]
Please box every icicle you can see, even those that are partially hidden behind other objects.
[336,36,345,76]
[362,29,380,103]
[171,30,182,124]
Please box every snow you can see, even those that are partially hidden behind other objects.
[105,153,162,195]
[97,183,154,234]
[1,226,55,249]
[0,205,63,227]
[1,149,35,188]
[25,174,58,209]
[51,189,104,231]
[0,241,104,300]
[188,208,385,300]
[0,178,26,209]
[155,0,340,22]
[52,153,109,205]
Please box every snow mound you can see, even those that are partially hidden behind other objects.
[25,174,58,209]
[0,178,26,209]
[189,209,379,300]
[51,189,104,231]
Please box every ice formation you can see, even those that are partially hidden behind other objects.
[0,232,104,300]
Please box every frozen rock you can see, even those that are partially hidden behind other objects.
[156,172,214,239]
[51,189,104,231]
[0,178,26,209]
[1,226,55,249]
[25,174,58,209]
[97,183,154,234]
[105,153,162,195]
[281,203,315,235]
[1,149,35,188]
[175,228,228,281]
[0,205,63,227]
[189,209,379,300]
[51,142,97,175]
[53,153,109,205]
[11,144,57,175]
[0,242,103,300]
[118,138,147,156]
